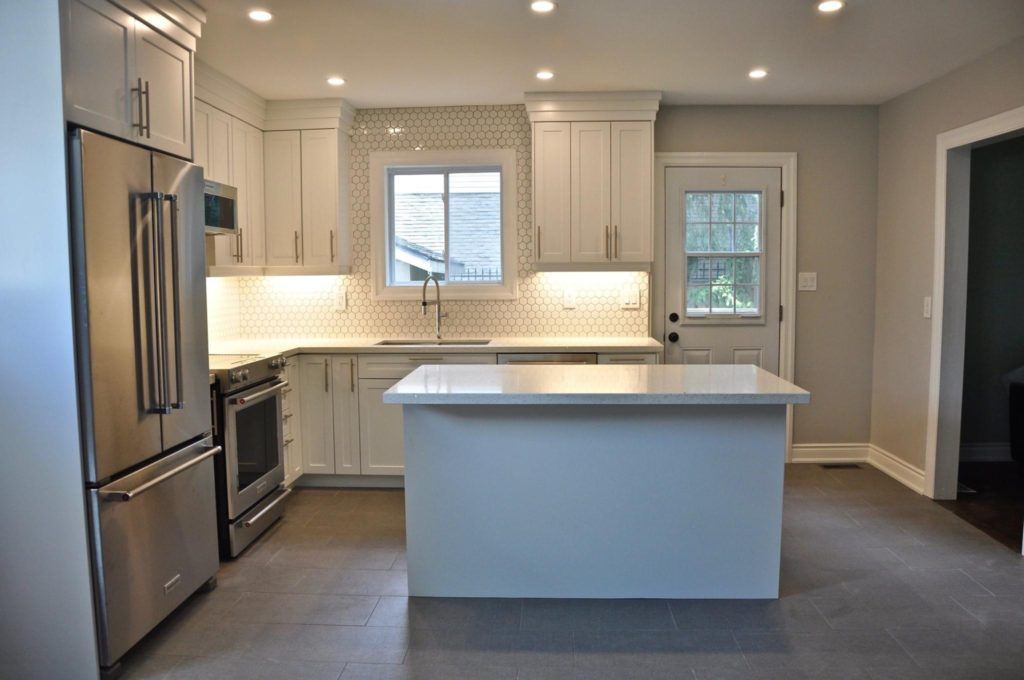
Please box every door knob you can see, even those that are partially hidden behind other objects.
[667,332,679,343]
[668,312,680,323]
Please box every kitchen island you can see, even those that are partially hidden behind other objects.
[384,363,810,599]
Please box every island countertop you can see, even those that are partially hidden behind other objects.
[384,363,810,406]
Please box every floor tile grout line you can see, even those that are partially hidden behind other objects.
[883,626,927,670]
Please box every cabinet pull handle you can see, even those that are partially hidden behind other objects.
[330,230,336,263]
[143,80,151,138]
[237,228,244,263]
[294,230,300,264]
[132,78,146,135]
[614,225,619,259]
[536,225,541,259]
[324,360,328,392]
[605,225,610,259]
[349,357,355,392]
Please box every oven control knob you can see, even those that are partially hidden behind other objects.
[229,370,242,383]
[242,369,251,380]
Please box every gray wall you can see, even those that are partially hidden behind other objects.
[871,38,1024,470]
[960,136,1024,452]
[656,106,879,445]
[0,1,100,678]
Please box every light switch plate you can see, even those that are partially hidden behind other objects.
[336,287,347,312]
[621,284,641,310]
[798,272,817,291]
[562,289,576,309]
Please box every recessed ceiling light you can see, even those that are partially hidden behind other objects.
[247,9,273,22]
[536,70,554,80]
[817,0,845,12]
[531,1,556,13]
[748,68,768,79]
[326,76,346,86]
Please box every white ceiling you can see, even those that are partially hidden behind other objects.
[196,0,1024,108]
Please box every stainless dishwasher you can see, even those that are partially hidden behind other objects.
[496,353,598,364]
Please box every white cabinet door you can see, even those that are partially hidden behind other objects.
[299,355,334,474]
[300,129,339,267]
[61,0,136,140]
[533,122,571,263]
[611,121,653,262]
[232,118,265,265]
[133,21,191,158]
[264,131,303,266]
[358,378,405,476]
[570,122,612,263]
[282,357,303,485]
[331,357,361,474]
[194,100,231,183]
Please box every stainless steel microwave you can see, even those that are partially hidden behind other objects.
[204,180,238,234]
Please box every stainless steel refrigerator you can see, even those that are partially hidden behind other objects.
[68,129,220,673]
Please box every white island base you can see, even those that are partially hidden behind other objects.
[386,364,810,600]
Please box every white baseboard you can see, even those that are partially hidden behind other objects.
[790,442,926,495]
[960,442,1012,463]
[790,443,869,464]
[867,444,926,494]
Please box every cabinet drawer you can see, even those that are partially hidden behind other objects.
[597,353,660,365]
[358,353,496,380]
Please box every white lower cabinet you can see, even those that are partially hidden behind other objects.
[358,379,406,476]
[597,353,660,364]
[282,357,303,485]
[298,355,359,475]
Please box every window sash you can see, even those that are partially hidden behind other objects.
[386,165,503,287]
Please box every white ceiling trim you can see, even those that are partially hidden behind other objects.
[524,91,662,123]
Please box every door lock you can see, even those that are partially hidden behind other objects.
[667,332,679,343]
[668,312,680,323]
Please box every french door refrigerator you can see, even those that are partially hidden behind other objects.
[68,129,220,673]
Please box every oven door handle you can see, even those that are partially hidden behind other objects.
[231,379,288,405]
[242,488,292,528]
[98,446,221,502]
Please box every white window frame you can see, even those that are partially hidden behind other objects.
[370,149,518,300]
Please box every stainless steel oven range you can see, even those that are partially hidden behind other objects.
[209,353,291,557]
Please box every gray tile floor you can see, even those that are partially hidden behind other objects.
[120,465,1024,679]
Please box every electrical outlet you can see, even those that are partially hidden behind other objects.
[798,272,817,291]
[621,284,640,310]
[562,289,576,309]
[337,287,347,312]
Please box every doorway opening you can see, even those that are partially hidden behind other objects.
[934,135,1024,551]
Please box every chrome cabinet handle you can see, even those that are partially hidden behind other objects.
[143,80,151,138]
[242,488,292,528]
[614,225,619,259]
[294,230,300,263]
[236,229,244,263]
[231,379,288,405]
[132,78,146,135]
[165,193,185,409]
[605,225,610,259]
[99,446,221,502]
[536,225,541,259]
[324,360,329,392]
[330,230,336,262]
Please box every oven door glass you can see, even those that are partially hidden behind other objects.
[235,395,279,490]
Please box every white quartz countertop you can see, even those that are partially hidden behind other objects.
[208,336,663,357]
[383,364,810,405]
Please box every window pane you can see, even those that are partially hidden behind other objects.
[448,171,502,283]
[686,285,710,314]
[734,224,759,252]
[734,257,760,284]
[735,286,759,314]
[686,193,710,221]
[735,193,760,222]
[710,257,733,284]
[687,256,710,284]
[686,223,709,252]
[392,173,445,284]
[710,224,733,251]
[711,193,734,221]
[711,285,734,313]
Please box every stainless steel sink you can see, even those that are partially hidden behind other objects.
[375,339,492,346]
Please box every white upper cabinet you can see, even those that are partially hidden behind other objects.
[232,117,265,265]
[61,0,194,158]
[524,92,660,267]
[570,122,613,263]
[610,121,653,262]
[532,122,571,263]
[263,130,304,266]
[133,21,191,158]
[300,129,339,267]
[193,100,231,183]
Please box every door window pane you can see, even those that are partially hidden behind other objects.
[686,193,710,221]
[686,223,709,251]
[710,224,733,251]
[734,224,759,252]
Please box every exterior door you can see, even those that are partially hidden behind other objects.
[664,167,782,373]
[152,152,212,451]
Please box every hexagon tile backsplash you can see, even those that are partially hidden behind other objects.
[208,105,650,341]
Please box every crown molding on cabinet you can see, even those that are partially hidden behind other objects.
[524,91,662,123]
[110,0,205,49]
[195,61,268,129]
[264,99,357,133]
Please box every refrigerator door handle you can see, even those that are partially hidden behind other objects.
[164,193,185,410]
[150,191,172,415]
[98,445,222,502]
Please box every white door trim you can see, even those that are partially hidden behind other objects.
[925,104,1024,499]
[654,152,797,459]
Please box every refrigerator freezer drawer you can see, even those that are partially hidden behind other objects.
[89,438,220,668]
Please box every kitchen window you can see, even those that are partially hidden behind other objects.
[370,150,518,300]
[683,191,764,318]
